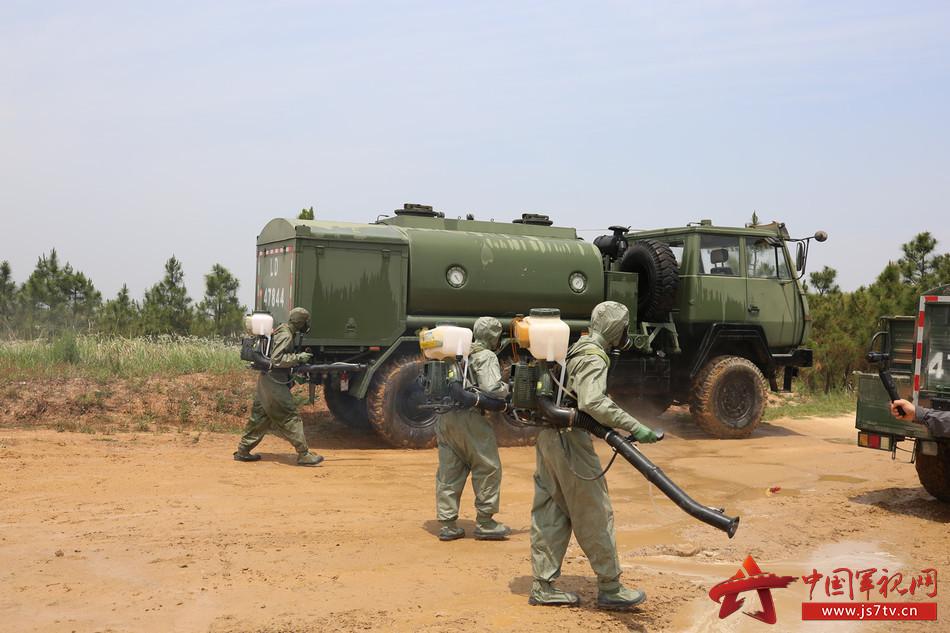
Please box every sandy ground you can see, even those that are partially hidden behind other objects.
[1,409,948,633]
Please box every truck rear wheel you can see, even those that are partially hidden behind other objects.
[323,381,371,430]
[690,355,767,438]
[619,239,679,321]
[366,355,438,448]
[915,443,950,501]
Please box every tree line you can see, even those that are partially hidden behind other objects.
[804,232,950,393]
[0,251,246,338]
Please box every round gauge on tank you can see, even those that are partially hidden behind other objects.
[446,265,467,288]
[569,271,587,293]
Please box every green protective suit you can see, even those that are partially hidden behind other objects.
[237,308,313,455]
[435,317,509,525]
[530,301,649,591]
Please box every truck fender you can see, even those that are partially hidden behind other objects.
[690,324,776,389]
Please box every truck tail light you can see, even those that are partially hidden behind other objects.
[857,431,894,451]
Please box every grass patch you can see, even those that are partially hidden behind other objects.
[0,335,244,381]
[764,390,856,421]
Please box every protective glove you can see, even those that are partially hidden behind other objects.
[298,352,313,364]
[631,424,659,443]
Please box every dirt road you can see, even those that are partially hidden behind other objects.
[1,410,947,632]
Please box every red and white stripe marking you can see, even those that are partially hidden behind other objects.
[913,294,949,406]
[258,245,295,257]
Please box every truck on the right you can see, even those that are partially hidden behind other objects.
[855,283,950,501]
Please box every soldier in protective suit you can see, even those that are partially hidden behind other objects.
[435,316,511,542]
[529,301,659,609]
[233,307,324,466]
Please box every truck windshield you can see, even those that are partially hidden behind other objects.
[746,237,791,279]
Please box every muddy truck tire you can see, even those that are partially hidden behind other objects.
[915,443,950,502]
[619,239,679,322]
[366,355,438,448]
[323,381,371,430]
[690,355,767,439]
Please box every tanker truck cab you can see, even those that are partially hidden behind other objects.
[610,220,819,438]
[854,285,950,501]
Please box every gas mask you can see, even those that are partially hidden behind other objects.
[616,322,632,352]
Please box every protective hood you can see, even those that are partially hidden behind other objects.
[471,316,503,354]
[589,301,629,348]
[288,307,311,334]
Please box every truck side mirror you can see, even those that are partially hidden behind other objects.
[796,243,805,271]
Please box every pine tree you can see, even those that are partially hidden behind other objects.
[99,284,139,336]
[0,261,16,334]
[298,206,315,220]
[18,250,102,335]
[898,232,938,283]
[809,266,840,296]
[142,256,193,335]
[197,264,246,336]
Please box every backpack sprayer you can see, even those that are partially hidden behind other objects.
[418,325,508,413]
[506,308,739,539]
[240,311,364,400]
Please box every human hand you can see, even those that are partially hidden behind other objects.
[632,424,659,443]
[299,352,313,364]
[890,399,916,422]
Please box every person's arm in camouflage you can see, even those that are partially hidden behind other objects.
[269,327,312,368]
[471,350,509,398]
[918,407,950,438]
[571,355,656,441]
[891,399,950,439]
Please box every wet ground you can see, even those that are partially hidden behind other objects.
[1,411,947,632]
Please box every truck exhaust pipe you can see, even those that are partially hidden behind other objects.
[536,396,740,538]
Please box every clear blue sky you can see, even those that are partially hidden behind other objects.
[2,1,948,308]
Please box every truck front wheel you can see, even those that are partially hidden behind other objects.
[690,355,767,438]
[915,443,950,501]
[366,355,438,448]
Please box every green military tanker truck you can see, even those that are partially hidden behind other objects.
[854,284,950,500]
[254,203,824,448]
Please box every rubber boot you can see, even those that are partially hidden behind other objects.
[528,580,580,607]
[438,520,465,541]
[596,582,647,610]
[233,450,261,462]
[296,452,324,466]
[473,515,511,541]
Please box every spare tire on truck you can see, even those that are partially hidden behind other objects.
[366,355,438,448]
[619,239,679,321]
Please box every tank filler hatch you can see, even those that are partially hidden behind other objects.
[513,213,553,226]
[395,203,444,218]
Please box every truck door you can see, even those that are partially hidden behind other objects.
[744,237,797,348]
[694,234,746,323]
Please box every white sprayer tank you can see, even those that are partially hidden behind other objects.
[420,325,474,360]
[246,312,275,336]
[524,308,570,364]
